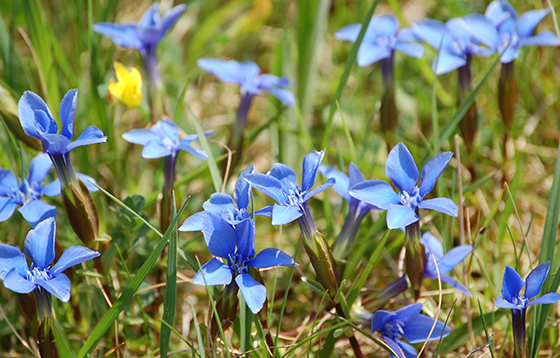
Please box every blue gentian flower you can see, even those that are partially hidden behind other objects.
[421,232,472,296]
[496,262,560,310]
[197,58,295,107]
[18,90,107,157]
[371,302,451,358]
[349,143,457,230]
[244,150,335,227]
[412,17,500,74]
[468,1,559,63]
[122,119,211,160]
[193,217,296,314]
[0,154,97,227]
[0,218,100,302]
[335,14,424,67]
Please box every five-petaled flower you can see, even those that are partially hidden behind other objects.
[496,262,560,310]
[371,302,451,358]
[335,14,424,67]
[470,0,559,63]
[349,143,457,230]
[108,61,143,109]
[245,150,335,226]
[0,218,100,302]
[197,58,295,107]
[122,119,211,160]
[193,217,296,314]
[0,154,97,227]
[421,232,472,296]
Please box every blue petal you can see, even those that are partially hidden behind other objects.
[37,131,70,155]
[403,314,451,343]
[519,31,559,47]
[27,154,52,184]
[528,292,560,306]
[142,139,172,159]
[245,173,287,204]
[370,14,400,37]
[386,142,419,193]
[235,219,256,260]
[357,42,391,66]
[437,245,472,274]
[0,245,26,280]
[387,204,418,229]
[77,174,99,193]
[197,58,245,85]
[500,47,521,63]
[255,205,273,217]
[177,140,208,159]
[302,150,326,192]
[349,180,400,210]
[235,272,267,314]
[93,23,143,49]
[303,178,335,202]
[335,24,362,42]
[419,152,453,197]
[394,302,423,323]
[412,19,447,49]
[35,274,71,302]
[66,126,107,151]
[397,28,418,42]
[18,200,57,228]
[235,165,255,211]
[397,341,418,358]
[496,296,522,310]
[268,163,297,189]
[17,91,54,140]
[193,258,232,286]
[49,246,100,276]
[24,217,56,269]
[179,211,208,232]
[0,198,18,222]
[2,268,35,294]
[151,119,179,141]
[524,261,550,299]
[517,9,551,38]
[485,0,517,28]
[257,74,289,89]
[462,14,501,48]
[439,275,472,297]
[139,3,160,27]
[418,198,458,217]
[265,86,296,107]
[271,204,303,226]
[42,179,61,197]
[394,42,424,58]
[501,266,525,302]
[434,50,466,75]
[158,4,187,35]
[202,213,237,258]
[122,128,160,145]
[348,162,365,186]
[59,89,77,139]
[371,310,395,333]
[420,232,444,261]
[248,248,296,268]
[319,164,350,201]
[380,336,405,358]
[0,169,18,196]
[203,193,235,217]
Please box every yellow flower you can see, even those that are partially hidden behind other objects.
[108,61,143,109]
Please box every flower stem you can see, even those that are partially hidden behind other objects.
[141,47,169,121]
[34,288,54,321]
[498,61,517,158]
[380,54,397,137]
[404,219,425,300]
[160,154,177,233]
[332,204,368,259]
[512,308,527,358]
[457,55,478,151]
[222,92,254,178]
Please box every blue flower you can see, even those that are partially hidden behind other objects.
[496,262,560,310]
[93,3,186,56]
[0,218,100,302]
[122,119,211,160]
[244,150,335,226]
[349,143,457,230]
[468,0,560,63]
[197,58,296,107]
[0,154,98,227]
[193,217,296,314]
[335,14,424,66]
[421,232,472,296]
[18,90,107,155]
[371,302,451,358]
[412,17,500,74]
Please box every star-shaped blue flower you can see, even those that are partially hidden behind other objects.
[18,90,107,155]
[335,14,424,66]
[349,143,457,230]
[371,302,451,358]
[466,0,559,63]
[244,150,335,226]
[0,218,100,302]
[93,3,186,56]
[122,119,211,160]
[421,232,472,296]
[412,17,500,74]
[496,262,560,310]
[193,217,296,314]
[197,58,296,107]
[0,154,98,227]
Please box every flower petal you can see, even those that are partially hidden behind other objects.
[93,23,143,49]
[371,310,395,333]
[18,200,57,228]
[335,23,362,42]
[37,130,70,155]
[0,198,18,222]
[255,205,272,217]
[236,272,267,314]
[77,174,99,193]
[519,31,559,47]
[66,126,107,151]
[394,302,424,323]
[0,245,26,279]
[303,178,335,202]
[265,86,296,107]
[36,274,71,302]
[268,163,297,190]
[501,266,525,302]
[27,154,53,184]
[139,3,160,27]
[386,142,419,193]
[349,180,400,210]
[142,139,172,159]
[201,213,237,259]
[387,204,418,230]
[496,296,522,310]
[177,140,208,160]
[18,91,54,140]
[24,217,56,269]
[203,193,235,216]
[248,248,296,269]
[517,9,551,38]
[3,268,35,294]
[528,292,560,306]
[197,58,244,85]
[42,179,61,197]
[122,128,160,145]
[499,47,521,64]
[419,151,453,197]
[235,165,255,211]
[418,197,458,217]
[412,19,447,49]
[370,15,399,37]
[151,119,179,141]
[380,336,405,358]
[235,219,256,260]
[159,4,187,35]
[439,274,472,297]
[396,341,418,358]
[462,14,501,48]
[525,261,551,299]
[301,150,325,192]
[485,0,517,28]
[271,204,303,226]
[49,246,100,276]
[437,245,472,274]
[319,164,350,201]
[0,169,18,196]
[434,50,466,75]
[357,42,391,66]
[394,42,424,58]
[179,211,208,232]
[193,258,233,286]
[59,89,77,139]
[420,232,444,262]
[403,313,451,343]
[245,173,286,204]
